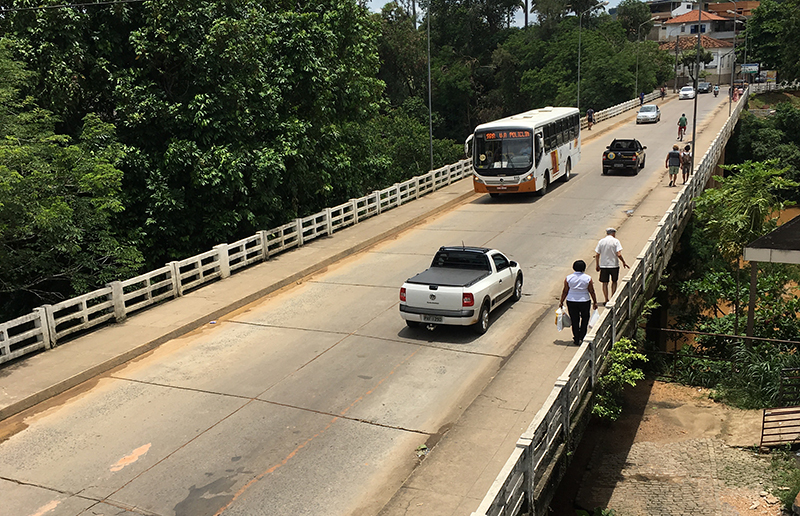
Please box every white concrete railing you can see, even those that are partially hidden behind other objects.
[0,161,470,364]
[0,91,661,366]
[470,88,751,516]
[581,91,661,130]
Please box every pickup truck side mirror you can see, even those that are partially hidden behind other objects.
[643,146,647,150]
[509,261,517,268]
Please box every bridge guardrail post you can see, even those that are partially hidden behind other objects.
[214,244,230,279]
[325,208,333,236]
[259,230,270,261]
[608,301,616,344]
[169,261,183,297]
[555,376,570,443]
[108,281,126,323]
[35,305,55,349]
[351,199,359,224]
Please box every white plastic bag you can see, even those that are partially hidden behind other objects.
[588,309,600,329]
[555,308,571,331]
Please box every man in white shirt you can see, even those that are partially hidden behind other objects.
[595,228,629,305]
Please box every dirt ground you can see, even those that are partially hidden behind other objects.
[551,379,788,515]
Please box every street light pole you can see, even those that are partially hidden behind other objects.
[634,19,653,99]
[577,1,609,111]
[690,0,702,174]
[674,34,680,93]
[727,7,740,115]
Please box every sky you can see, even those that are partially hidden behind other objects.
[365,0,622,28]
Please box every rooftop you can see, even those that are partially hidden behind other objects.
[665,10,729,24]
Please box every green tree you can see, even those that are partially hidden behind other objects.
[376,3,427,107]
[747,0,800,81]
[679,47,714,82]
[0,38,141,320]
[113,0,386,266]
[616,0,653,42]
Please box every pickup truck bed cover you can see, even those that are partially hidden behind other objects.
[406,267,490,288]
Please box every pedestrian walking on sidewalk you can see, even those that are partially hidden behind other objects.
[560,260,598,346]
[680,144,692,184]
[586,108,594,130]
[595,228,629,305]
[666,144,681,187]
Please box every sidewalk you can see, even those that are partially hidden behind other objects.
[0,181,476,421]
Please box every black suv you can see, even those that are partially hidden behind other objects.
[697,82,712,93]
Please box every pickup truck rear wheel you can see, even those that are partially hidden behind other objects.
[512,274,523,302]
[474,302,490,335]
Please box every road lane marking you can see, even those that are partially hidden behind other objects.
[110,443,152,472]
[28,500,60,516]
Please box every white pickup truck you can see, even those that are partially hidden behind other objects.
[399,246,523,334]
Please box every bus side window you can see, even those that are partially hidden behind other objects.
[535,133,543,165]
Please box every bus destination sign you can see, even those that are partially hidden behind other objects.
[484,130,531,140]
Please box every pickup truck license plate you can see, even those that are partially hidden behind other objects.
[422,315,443,323]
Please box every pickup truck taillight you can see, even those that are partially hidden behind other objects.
[400,287,406,302]
[462,293,474,307]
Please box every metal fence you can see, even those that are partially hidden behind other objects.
[470,87,752,516]
[0,92,660,366]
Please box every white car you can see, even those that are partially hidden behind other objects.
[399,246,522,334]
[636,104,661,124]
[679,86,696,100]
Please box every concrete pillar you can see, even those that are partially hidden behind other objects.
[108,280,126,322]
[296,219,304,246]
[169,261,183,297]
[325,208,333,236]
[35,305,55,348]
[214,244,230,279]
[259,230,270,261]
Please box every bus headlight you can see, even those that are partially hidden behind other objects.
[523,174,533,182]
[473,174,484,184]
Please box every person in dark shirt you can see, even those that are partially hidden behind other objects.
[665,144,682,187]
[586,108,594,130]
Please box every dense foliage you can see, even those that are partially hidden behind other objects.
[656,151,800,408]
[0,39,142,317]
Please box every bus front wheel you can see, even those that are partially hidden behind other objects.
[538,173,550,196]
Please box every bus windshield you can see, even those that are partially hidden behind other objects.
[474,129,533,175]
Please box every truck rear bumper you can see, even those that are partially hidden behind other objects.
[399,304,477,326]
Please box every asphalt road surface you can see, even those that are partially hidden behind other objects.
[0,92,729,516]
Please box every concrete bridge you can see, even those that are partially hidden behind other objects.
[0,87,759,516]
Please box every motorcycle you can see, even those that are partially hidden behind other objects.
[713,88,719,97]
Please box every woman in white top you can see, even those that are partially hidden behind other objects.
[559,260,598,346]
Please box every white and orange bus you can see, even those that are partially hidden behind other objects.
[464,107,581,197]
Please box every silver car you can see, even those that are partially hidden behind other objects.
[636,104,661,124]
[679,86,696,99]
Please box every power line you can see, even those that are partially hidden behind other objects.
[0,0,146,14]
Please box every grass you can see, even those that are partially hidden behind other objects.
[749,90,800,109]
[769,446,800,509]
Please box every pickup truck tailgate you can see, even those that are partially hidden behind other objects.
[404,282,465,313]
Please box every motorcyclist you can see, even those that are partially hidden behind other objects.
[713,85,719,97]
